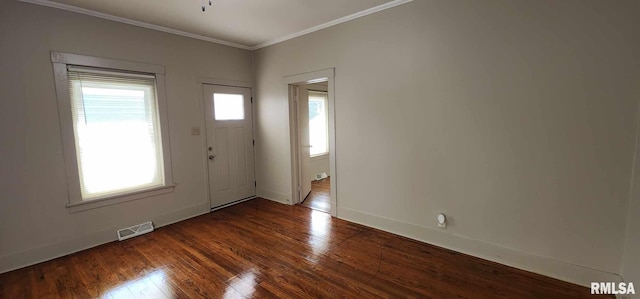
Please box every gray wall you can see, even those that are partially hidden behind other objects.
[254,0,640,285]
[624,134,640,297]
[2,0,640,290]
[310,155,330,179]
[0,1,252,272]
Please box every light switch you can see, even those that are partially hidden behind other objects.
[191,127,201,135]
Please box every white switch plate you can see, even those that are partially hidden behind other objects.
[191,127,201,135]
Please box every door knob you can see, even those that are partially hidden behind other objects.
[209,155,215,160]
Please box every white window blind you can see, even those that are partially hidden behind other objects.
[68,67,165,200]
[308,91,328,156]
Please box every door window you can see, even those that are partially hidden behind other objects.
[214,93,244,120]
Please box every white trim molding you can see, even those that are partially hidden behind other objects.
[51,51,165,74]
[338,206,623,288]
[283,69,335,85]
[19,0,413,51]
[0,201,210,275]
[19,0,252,50]
[252,0,414,50]
[284,68,337,217]
[257,189,292,205]
[66,185,175,213]
[197,77,253,89]
[51,51,175,212]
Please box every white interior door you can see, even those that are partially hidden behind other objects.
[297,86,312,201]
[203,84,255,209]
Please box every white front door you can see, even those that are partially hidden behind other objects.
[297,86,312,201]
[203,84,255,209]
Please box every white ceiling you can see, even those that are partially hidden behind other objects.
[23,0,411,50]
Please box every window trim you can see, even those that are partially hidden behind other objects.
[51,51,174,213]
[308,90,329,157]
[310,153,329,161]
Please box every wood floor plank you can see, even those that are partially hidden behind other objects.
[300,177,331,213]
[0,198,609,298]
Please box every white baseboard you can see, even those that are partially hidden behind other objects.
[152,201,210,228]
[211,196,256,212]
[614,275,633,299]
[257,189,291,205]
[338,206,622,288]
[0,201,210,274]
[1,200,622,291]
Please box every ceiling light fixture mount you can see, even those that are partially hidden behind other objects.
[202,0,212,12]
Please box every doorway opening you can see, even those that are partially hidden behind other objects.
[285,68,336,217]
[298,82,331,213]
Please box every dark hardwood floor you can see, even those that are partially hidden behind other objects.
[0,198,606,298]
[300,177,330,213]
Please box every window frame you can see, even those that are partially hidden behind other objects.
[308,90,329,157]
[51,51,174,213]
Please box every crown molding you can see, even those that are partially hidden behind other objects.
[18,0,414,51]
[250,0,413,50]
[18,0,253,50]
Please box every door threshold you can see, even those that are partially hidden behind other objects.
[210,196,256,212]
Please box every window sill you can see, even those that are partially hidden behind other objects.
[310,153,329,161]
[66,184,175,213]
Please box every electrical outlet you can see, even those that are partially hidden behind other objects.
[437,213,446,228]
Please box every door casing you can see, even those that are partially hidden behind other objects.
[284,68,337,217]
[199,78,256,211]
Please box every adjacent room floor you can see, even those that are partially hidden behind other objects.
[0,198,606,298]
[300,177,330,213]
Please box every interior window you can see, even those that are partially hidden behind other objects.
[308,91,328,156]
